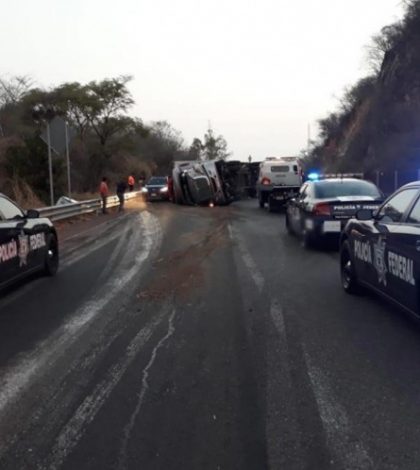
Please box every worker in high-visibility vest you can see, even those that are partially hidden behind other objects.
[128,175,135,192]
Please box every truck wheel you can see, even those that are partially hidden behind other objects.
[340,240,362,294]
[44,234,59,276]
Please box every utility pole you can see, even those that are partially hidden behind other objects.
[65,121,71,197]
[46,121,54,206]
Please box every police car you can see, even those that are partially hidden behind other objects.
[0,194,59,291]
[286,178,383,247]
[340,181,420,316]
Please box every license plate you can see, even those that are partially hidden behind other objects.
[323,221,341,233]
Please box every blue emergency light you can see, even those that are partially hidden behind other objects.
[307,172,320,181]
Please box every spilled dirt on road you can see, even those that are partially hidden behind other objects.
[136,207,233,302]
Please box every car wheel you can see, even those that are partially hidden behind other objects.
[44,234,59,276]
[340,240,361,294]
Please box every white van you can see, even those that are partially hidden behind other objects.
[256,157,303,211]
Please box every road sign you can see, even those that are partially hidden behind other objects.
[40,116,76,155]
[40,117,77,202]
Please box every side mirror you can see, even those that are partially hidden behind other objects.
[26,209,40,219]
[356,208,374,221]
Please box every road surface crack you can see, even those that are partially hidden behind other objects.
[117,308,177,470]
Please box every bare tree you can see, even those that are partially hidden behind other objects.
[0,75,33,107]
[365,24,403,74]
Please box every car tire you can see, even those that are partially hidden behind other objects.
[44,234,59,277]
[340,240,361,294]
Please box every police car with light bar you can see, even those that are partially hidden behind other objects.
[286,177,383,248]
[0,194,59,291]
[340,181,420,317]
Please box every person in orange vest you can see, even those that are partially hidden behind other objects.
[128,175,135,192]
[99,176,109,214]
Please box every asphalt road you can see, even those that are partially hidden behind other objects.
[1,199,420,469]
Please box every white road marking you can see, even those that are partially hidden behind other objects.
[0,212,161,420]
[270,300,286,337]
[42,308,169,470]
[118,308,177,470]
[267,299,297,468]
[303,348,373,469]
[270,298,372,469]
[227,224,264,292]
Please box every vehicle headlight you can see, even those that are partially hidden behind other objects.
[141,187,148,193]
[160,186,168,193]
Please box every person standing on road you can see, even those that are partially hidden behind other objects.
[100,177,109,214]
[116,179,127,212]
[128,175,135,192]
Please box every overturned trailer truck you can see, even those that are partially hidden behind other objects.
[172,160,255,206]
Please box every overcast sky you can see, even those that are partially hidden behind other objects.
[0,0,404,160]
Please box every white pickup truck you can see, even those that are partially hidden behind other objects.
[256,157,303,211]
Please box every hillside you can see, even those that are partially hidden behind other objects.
[308,0,420,192]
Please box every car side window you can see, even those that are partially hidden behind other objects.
[378,188,418,223]
[407,196,420,224]
[0,197,24,221]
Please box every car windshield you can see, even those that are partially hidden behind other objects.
[314,180,381,199]
[148,177,167,185]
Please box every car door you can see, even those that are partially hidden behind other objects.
[384,190,420,314]
[0,197,26,286]
[367,187,419,306]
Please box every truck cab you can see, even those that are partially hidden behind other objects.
[256,157,303,211]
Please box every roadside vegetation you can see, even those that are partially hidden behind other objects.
[305,0,420,186]
[0,76,231,206]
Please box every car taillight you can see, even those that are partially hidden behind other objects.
[261,177,271,185]
[313,202,331,216]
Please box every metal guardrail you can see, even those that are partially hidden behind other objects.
[37,191,142,222]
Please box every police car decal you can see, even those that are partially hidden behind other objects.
[0,239,18,263]
[354,237,415,287]
[372,237,388,286]
[18,233,30,266]
[388,251,415,286]
[0,233,46,267]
